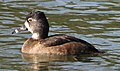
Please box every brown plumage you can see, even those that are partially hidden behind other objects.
[13,11,100,55]
[22,35,100,55]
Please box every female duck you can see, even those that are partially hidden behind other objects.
[13,11,100,55]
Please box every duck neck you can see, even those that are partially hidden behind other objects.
[32,22,49,39]
[30,12,49,39]
[32,32,48,39]
[35,19,49,39]
[32,33,41,39]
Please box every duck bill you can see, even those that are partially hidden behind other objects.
[12,24,28,34]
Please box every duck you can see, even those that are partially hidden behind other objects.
[12,11,100,55]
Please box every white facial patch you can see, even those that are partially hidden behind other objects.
[24,21,33,33]
[25,18,39,39]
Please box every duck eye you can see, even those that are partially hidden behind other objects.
[28,18,33,22]
[28,18,36,22]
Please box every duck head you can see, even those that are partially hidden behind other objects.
[12,11,49,39]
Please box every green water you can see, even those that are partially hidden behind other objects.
[0,0,120,71]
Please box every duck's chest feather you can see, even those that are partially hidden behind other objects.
[21,35,99,55]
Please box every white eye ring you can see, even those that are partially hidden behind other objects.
[28,18,37,22]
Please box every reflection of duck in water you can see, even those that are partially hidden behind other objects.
[21,53,95,71]
[12,11,100,55]
[21,53,77,63]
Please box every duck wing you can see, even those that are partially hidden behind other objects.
[41,35,92,47]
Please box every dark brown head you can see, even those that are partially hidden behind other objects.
[24,11,49,39]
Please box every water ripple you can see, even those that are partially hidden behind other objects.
[0,0,120,71]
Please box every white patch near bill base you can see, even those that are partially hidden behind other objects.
[24,21,33,33]
[15,29,19,33]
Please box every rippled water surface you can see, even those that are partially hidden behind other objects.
[0,0,120,71]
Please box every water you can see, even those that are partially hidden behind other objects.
[0,0,120,71]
